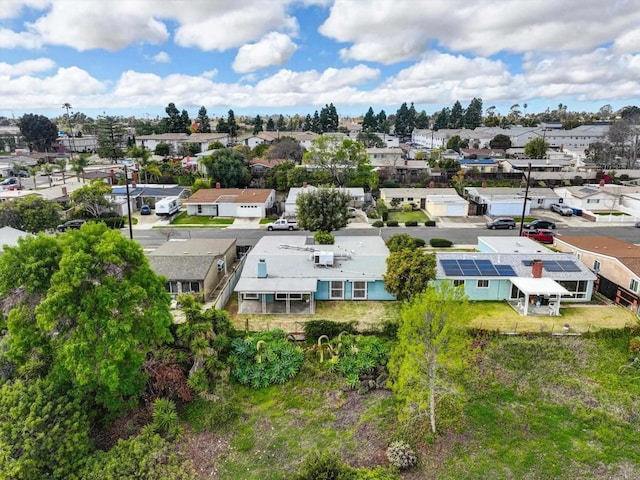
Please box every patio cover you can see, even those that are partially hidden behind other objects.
[510,277,570,296]
[235,277,318,293]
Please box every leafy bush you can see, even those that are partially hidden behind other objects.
[230,330,304,388]
[324,334,389,391]
[97,217,125,229]
[386,220,399,227]
[314,231,335,245]
[386,441,417,470]
[372,220,384,228]
[429,238,453,247]
[629,336,640,355]
[425,220,436,227]
[354,467,400,479]
[405,220,418,227]
[376,199,389,221]
[367,210,379,219]
[402,203,413,212]
[413,238,426,248]
[304,320,357,342]
[382,179,400,188]
[295,450,354,480]
[385,234,423,253]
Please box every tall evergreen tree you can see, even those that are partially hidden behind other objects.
[311,111,322,134]
[303,114,312,131]
[276,115,287,131]
[434,108,449,130]
[362,107,377,131]
[96,115,126,163]
[377,110,389,133]
[463,98,483,129]
[164,103,190,133]
[415,110,430,129]
[449,101,464,129]
[266,118,276,131]
[196,106,211,133]
[394,103,412,139]
[226,109,238,141]
[252,115,264,135]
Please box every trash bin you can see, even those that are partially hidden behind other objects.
[572,208,582,216]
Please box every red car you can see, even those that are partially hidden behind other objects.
[522,229,556,244]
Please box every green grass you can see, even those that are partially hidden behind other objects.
[259,218,274,224]
[171,212,235,225]
[388,210,429,223]
[177,333,640,479]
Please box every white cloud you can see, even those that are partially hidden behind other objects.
[201,69,218,79]
[320,0,640,62]
[152,51,171,63]
[255,64,379,94]
[0,26,42,48]
[0,57,55,76]
[613,28,640,54]
[232,32,297,73]
[0,0,49,20]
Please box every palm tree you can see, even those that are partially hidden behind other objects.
[55,158,67,184]
[71,156,89,182]
[28,165,40,190]
[41,164,55,187]
[62,103,77,159]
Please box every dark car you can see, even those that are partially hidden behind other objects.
[57,219,85,232]
[635,221,640,228]
[486,217,516,230]
[140,205,151,215]
[0,177,18,186]
[523,219,556,230]
[522,229,556,244]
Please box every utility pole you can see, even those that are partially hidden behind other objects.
[519,162,532,236]
[124,164,133,240]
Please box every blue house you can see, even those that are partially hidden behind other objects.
[435,240,596,316]
[234,235,395,314]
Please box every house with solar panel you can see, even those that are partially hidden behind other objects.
[435,237,596,316]
[234,235,396,314]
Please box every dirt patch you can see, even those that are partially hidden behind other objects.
[179,430,232,479]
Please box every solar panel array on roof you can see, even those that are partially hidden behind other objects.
[521,259,581,272]
[441,259,516,277]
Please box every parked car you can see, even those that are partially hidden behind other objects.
[0,177,18,186]
[266,218,299,231]
[522,229,556,244]
[57,219,85,232]
[523,219,556,230]
[550,203,574,216]
[140,205,151,215]
[10,170,29,178]
[635,221,640,228]
[486,217,516,230]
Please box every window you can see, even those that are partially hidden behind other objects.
[181,281,200,293]
[352,281,367,299]
[593,260,601,271]
[275,293,287,300]
[289,293,303,300]
[166,281,179,294]
[243,293,258,300]
[330,281,344,299]
[453,279,464,287]
[630,279,639,292]
[477,279,489,288]
[586,198,600,204]
[197,204,202,214]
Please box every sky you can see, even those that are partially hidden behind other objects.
[0,0,639,121]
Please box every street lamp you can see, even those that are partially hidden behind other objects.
[123,164,133,240]
[518,162,533,236]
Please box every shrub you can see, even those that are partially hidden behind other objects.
[405,220,418,227]
[382,178,400,188]
[295,451,354,480]
[402,203,413,212]
[372,220,384,228]
[314,231,335,245]
[386,220,399,227]
[429,238,453,247]
[304,320,357,342]
[629,336,640,355]
[386,441,417,470]
[367,211,379,219]
[97,217,125,229]
[230,330,304,388]
[413,238,426,248]
[425,220,436,227]
[376,199,389,221]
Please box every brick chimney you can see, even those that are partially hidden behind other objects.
[428,181,435,188]
[532,259,543,278]
[482,181,487,188]
[215,182,221,189]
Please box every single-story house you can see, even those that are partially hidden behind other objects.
[500,158,573,173]
[183,187,276,218]
[458,158,499,173]
[248,158,289,177]
[477,236,553,255]
[366,147,405,169]
[554,236,640,313]
[553,185,621,212]
[110,185,189,211]
[147,238,237,300]
[380,187,460,210]
[285,185,365,215]
[464,187,562,216]
[436,247,596,316]
[234,235,396,314]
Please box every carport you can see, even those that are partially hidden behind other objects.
[510,277,570,316]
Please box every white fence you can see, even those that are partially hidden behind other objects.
[211,254,247,309]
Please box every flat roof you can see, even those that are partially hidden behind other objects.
[510,277,570,295]
[478,236,553,254]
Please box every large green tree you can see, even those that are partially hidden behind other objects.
[266,136,305,163]
[524,137,549,159]
[296,188,352,232]
[0,195,62,233]
[489,134,512,150]
[35,223,173,412]
[388,283,471,434]
[303,136,372,187]
[164,103,190,134]
[196,106,211,133]
[201,148,250,187]
[449,101,464,129]
[17,114,58,152]
[70,180,112,218]
[383,250,436,301]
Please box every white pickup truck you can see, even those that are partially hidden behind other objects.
[266,218,299,231]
